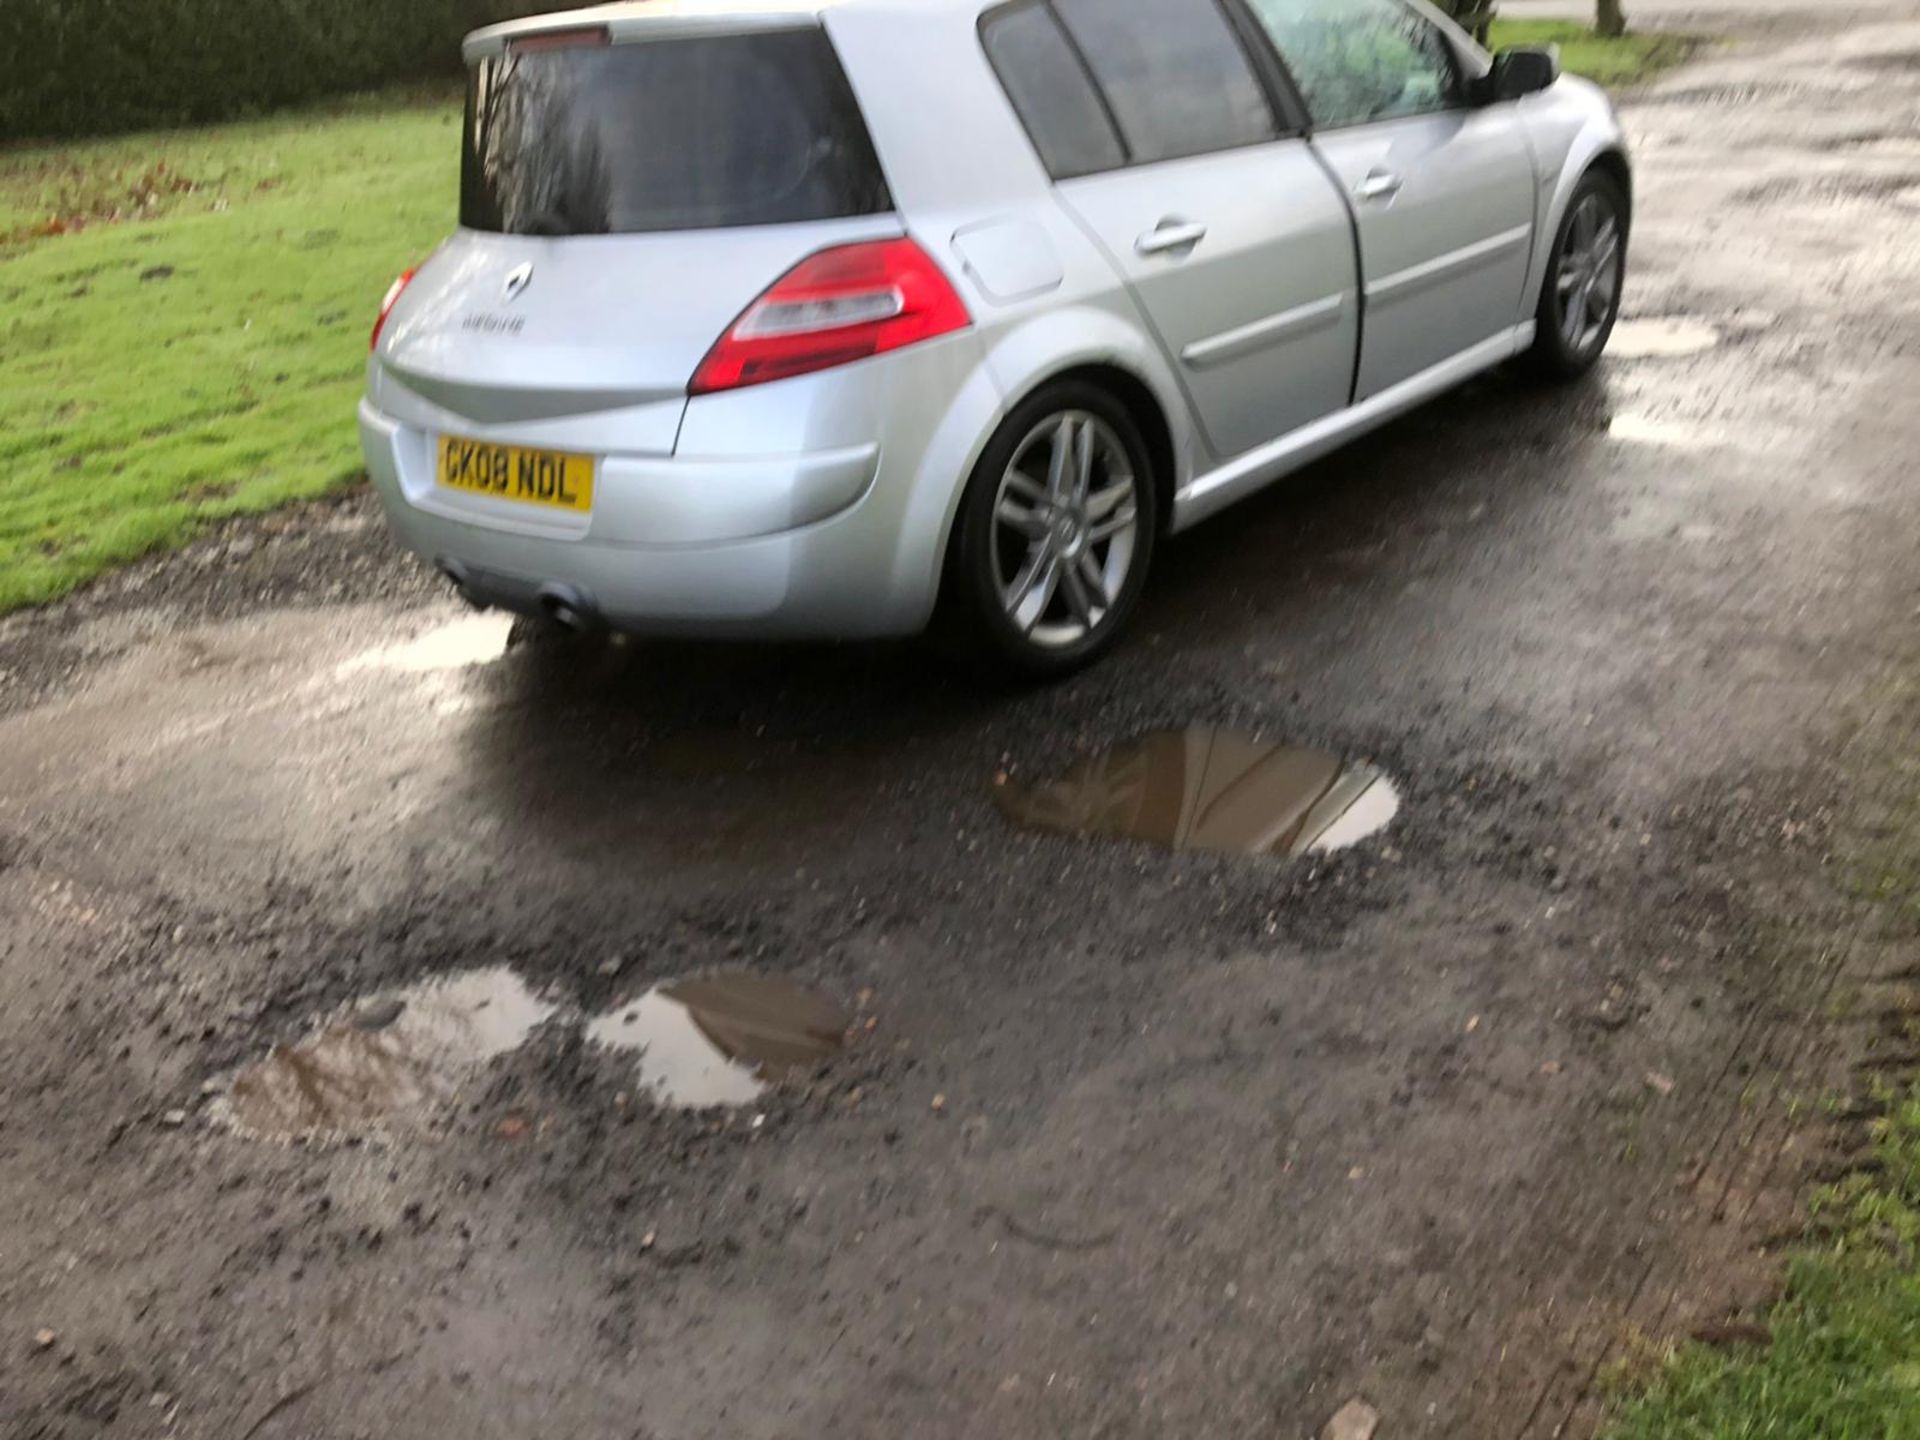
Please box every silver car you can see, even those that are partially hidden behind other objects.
[360,0,1628,676]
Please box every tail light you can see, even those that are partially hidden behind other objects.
[370,268,417,352]
[689,238,970,396]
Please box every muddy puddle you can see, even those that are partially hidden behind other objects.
[215,967,555,1140]
[341,613,516,674]
[1607,413,1717,449]
[994,728,1398,858]
[1609,317,1721,359]
[587,973,847,1109]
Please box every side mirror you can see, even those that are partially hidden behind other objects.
[1474,45,1561,103]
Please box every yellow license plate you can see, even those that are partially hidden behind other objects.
[436,436,595,513]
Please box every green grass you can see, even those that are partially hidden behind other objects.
[1601,1084,1920,1438]
[1489,19,1699,88]
[0,87,461,610]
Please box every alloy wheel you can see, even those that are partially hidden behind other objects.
[990,411,1141,649]
[1555,191,1623,358]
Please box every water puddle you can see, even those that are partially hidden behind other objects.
[1607,414,1716,449]
[342,613,515,674]
[215,967,556,1140]
[993,728,1399,858]
[1609,317,1721,359]
[586,973,847,1109]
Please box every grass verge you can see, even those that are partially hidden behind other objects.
[1489,19,1699,87]
[0,87,459,611]
[1600,1083,1920,1438]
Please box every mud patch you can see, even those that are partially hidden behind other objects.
[1735,173,1920,208]
[1638,81,1817,107]
[993,728,1399,858]
[215,967,555,1141]
[1610,317,1721,358]
[342,613,515,674]
[587,973,847,1109]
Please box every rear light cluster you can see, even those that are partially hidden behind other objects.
[689,238,970,395]
[370,268,416,352]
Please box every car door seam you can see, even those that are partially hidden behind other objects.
[1303,140,1369,407]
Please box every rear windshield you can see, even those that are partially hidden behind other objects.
[461,27,892,235]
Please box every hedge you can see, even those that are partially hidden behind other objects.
[0,0,552,142]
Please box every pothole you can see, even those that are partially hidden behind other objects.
[587,973,848,1109]
[1609,317,1721,359]
[993,728,1399,858]
[212,967,556,1141]
[342,613,515,674]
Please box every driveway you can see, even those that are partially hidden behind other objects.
[5,1,1920,1434]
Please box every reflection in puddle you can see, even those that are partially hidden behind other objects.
[342,613,515,674]
[217,967,555,1140]
[1609,317,1721,359]
[994,728,1399,858]
[587,973,847,1109]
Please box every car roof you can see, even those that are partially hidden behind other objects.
[464,0,983,56]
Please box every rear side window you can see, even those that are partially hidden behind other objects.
[981,4,1126,180]
[461,28,891,235]
[1053,0,1279,166]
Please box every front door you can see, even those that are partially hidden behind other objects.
[1246,0,1537,398]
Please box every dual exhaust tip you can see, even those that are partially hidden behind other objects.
[435,559,599,635]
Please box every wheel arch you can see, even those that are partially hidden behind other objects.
[931,358,1179,598]
[925,307,1192,605]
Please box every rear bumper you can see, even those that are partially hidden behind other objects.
[358,376,981,638]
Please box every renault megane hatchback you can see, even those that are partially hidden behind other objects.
[360,0,1629,676]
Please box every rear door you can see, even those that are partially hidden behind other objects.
[1245,0,1535,399]
[984,0,1359,462]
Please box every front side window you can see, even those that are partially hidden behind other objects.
[1052,0,1279,166]
[982,3,1127,179]
[1247,0,1461,130]
[461,28,890,235]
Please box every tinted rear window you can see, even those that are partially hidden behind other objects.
[461,28,891,235]
[981,4,1126,180]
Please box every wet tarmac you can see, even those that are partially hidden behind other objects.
[6,2,1920,1434]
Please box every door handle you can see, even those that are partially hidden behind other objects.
[1357,169,1404,201]
[1136,219,1208,257]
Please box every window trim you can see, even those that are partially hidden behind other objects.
[977,0,1308,183]
[1230,0,1473,136]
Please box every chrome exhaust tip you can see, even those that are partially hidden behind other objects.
[434,559,489,611]
[536,583,598,635]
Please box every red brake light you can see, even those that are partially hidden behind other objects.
[689,238,971,395]
[510,26,610,52]
[371,268,416,352]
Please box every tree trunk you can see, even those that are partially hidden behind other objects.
[1596,0,1628,37]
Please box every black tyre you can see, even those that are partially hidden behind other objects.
[1524,167,1629,380]
[940,380,1158,681]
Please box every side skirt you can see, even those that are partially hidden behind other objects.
[1169,321,1536,532]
